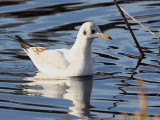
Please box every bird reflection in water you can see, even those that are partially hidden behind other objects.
[23,72,93,118]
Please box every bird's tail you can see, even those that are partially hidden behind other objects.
[5,35,34,51]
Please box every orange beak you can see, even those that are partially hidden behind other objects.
[98,34,112,40]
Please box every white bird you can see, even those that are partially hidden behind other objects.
[7,22,112,77]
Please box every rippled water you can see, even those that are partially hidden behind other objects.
[0,0,160,119]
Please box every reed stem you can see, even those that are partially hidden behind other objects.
[120,7,159,39]
[113,0,144,57]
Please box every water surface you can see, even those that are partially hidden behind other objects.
[0,0,160,119]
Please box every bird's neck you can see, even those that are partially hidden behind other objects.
[66,35,94,76]
[69,36,93,61]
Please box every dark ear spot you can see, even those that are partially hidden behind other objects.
[83,30,87,35]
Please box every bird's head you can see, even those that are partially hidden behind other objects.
[79,22,112,40]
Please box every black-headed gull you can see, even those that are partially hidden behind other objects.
[7,22,112,77]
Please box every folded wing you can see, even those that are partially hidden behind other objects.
[27,47,70,71]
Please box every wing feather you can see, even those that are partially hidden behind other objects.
[27,47,70,71]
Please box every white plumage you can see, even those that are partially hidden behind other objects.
[8,22,112,77]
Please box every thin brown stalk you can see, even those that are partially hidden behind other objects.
[121,113,128,120]
[133,112,141,120]
[154,115,159,120]
[113,0,144,57]
[120,7,159,39]
[136,79,147,114]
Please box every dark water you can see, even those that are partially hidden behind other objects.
[0,0,160,119]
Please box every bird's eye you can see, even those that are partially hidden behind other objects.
[91,29,96,34]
